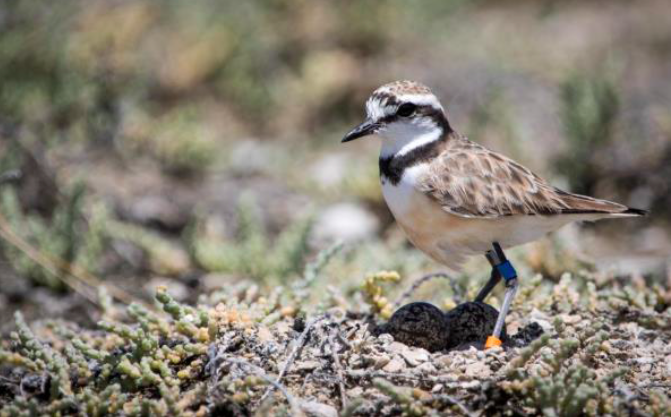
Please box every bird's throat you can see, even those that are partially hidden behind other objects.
[379,128,447,186]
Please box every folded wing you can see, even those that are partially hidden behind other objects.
[419,135,646,219]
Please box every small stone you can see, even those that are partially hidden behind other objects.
[377,334,394,345]
[348,354,362,367]
[257,327,274,343]
[388,342,409,354]
[383,358,405,373]
[529,309,553,332]
[431,384,443,393]
[275,322,291,337]
[300,401,338,417]
[348,387,364,397]
[600,341,613,354]
[436,355,452,368]
[416,362,437,374]
[373,355,391,370]
[464,361,490,378]
[559,314,581,324]
[534,319,553,332]
[401,349,430,367]
[296,360,321,372]
[459,380,481,389]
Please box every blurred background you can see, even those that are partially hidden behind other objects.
[1,0,670,325]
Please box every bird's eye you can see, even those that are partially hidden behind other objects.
[397,103,416,117]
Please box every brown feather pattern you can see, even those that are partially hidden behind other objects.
[419,133,635,218]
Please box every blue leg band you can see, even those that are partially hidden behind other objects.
[496,260,517,281]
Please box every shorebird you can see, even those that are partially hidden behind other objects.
[342,80,647,347]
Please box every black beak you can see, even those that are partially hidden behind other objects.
[342,119,379,143]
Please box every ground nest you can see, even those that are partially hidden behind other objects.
[1,274,670,416]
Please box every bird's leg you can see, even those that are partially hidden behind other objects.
[484,242,518,349]
[474,268,502,303]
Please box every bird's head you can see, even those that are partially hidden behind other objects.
[342,80,451,156]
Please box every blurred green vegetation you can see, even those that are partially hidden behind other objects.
[0,1,670,413]
[188,196,314,283]
[0,0,668,308]
[0,0,466,157]
[0,0,668,294]
[556,72,620,196]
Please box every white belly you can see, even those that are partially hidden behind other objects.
[381,165,575,270]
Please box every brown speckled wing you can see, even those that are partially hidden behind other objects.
[419,134,632,218]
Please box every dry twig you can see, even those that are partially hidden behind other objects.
[225,358,303,416]
[0,212,143,308]
[393,272,461,308]
[260,315,326,402]
[328,324,348,409]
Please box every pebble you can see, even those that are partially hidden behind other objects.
[529,308,554,332]
[387,341,408,354]
[377,334,394,345]
[257,327,274,343]
[295,360,321,372]
[436,355,452,368]
[383,358,405,373]
[373,355,391,370]
[348,354,362,367]
[300,401,338,417]
[558,314,582,325]
[401,349,430,367]
[464,361,490,378]
[459,380,481,389]
[416,362,437,374]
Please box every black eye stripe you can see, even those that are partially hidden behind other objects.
[397,103,417,117]
[377,104,444,125]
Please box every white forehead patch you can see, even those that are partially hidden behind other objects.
[365,93,443,120]
[396,94,443,109]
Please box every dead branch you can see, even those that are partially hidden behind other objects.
[393,272,461,308]
[0,212,144,309]
[328,324,348,409]
[225,358,303,416]
[260,315,327,402]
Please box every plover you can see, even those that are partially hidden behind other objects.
[342,80,647,347]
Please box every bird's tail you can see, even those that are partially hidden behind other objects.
[554,188,648,217]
